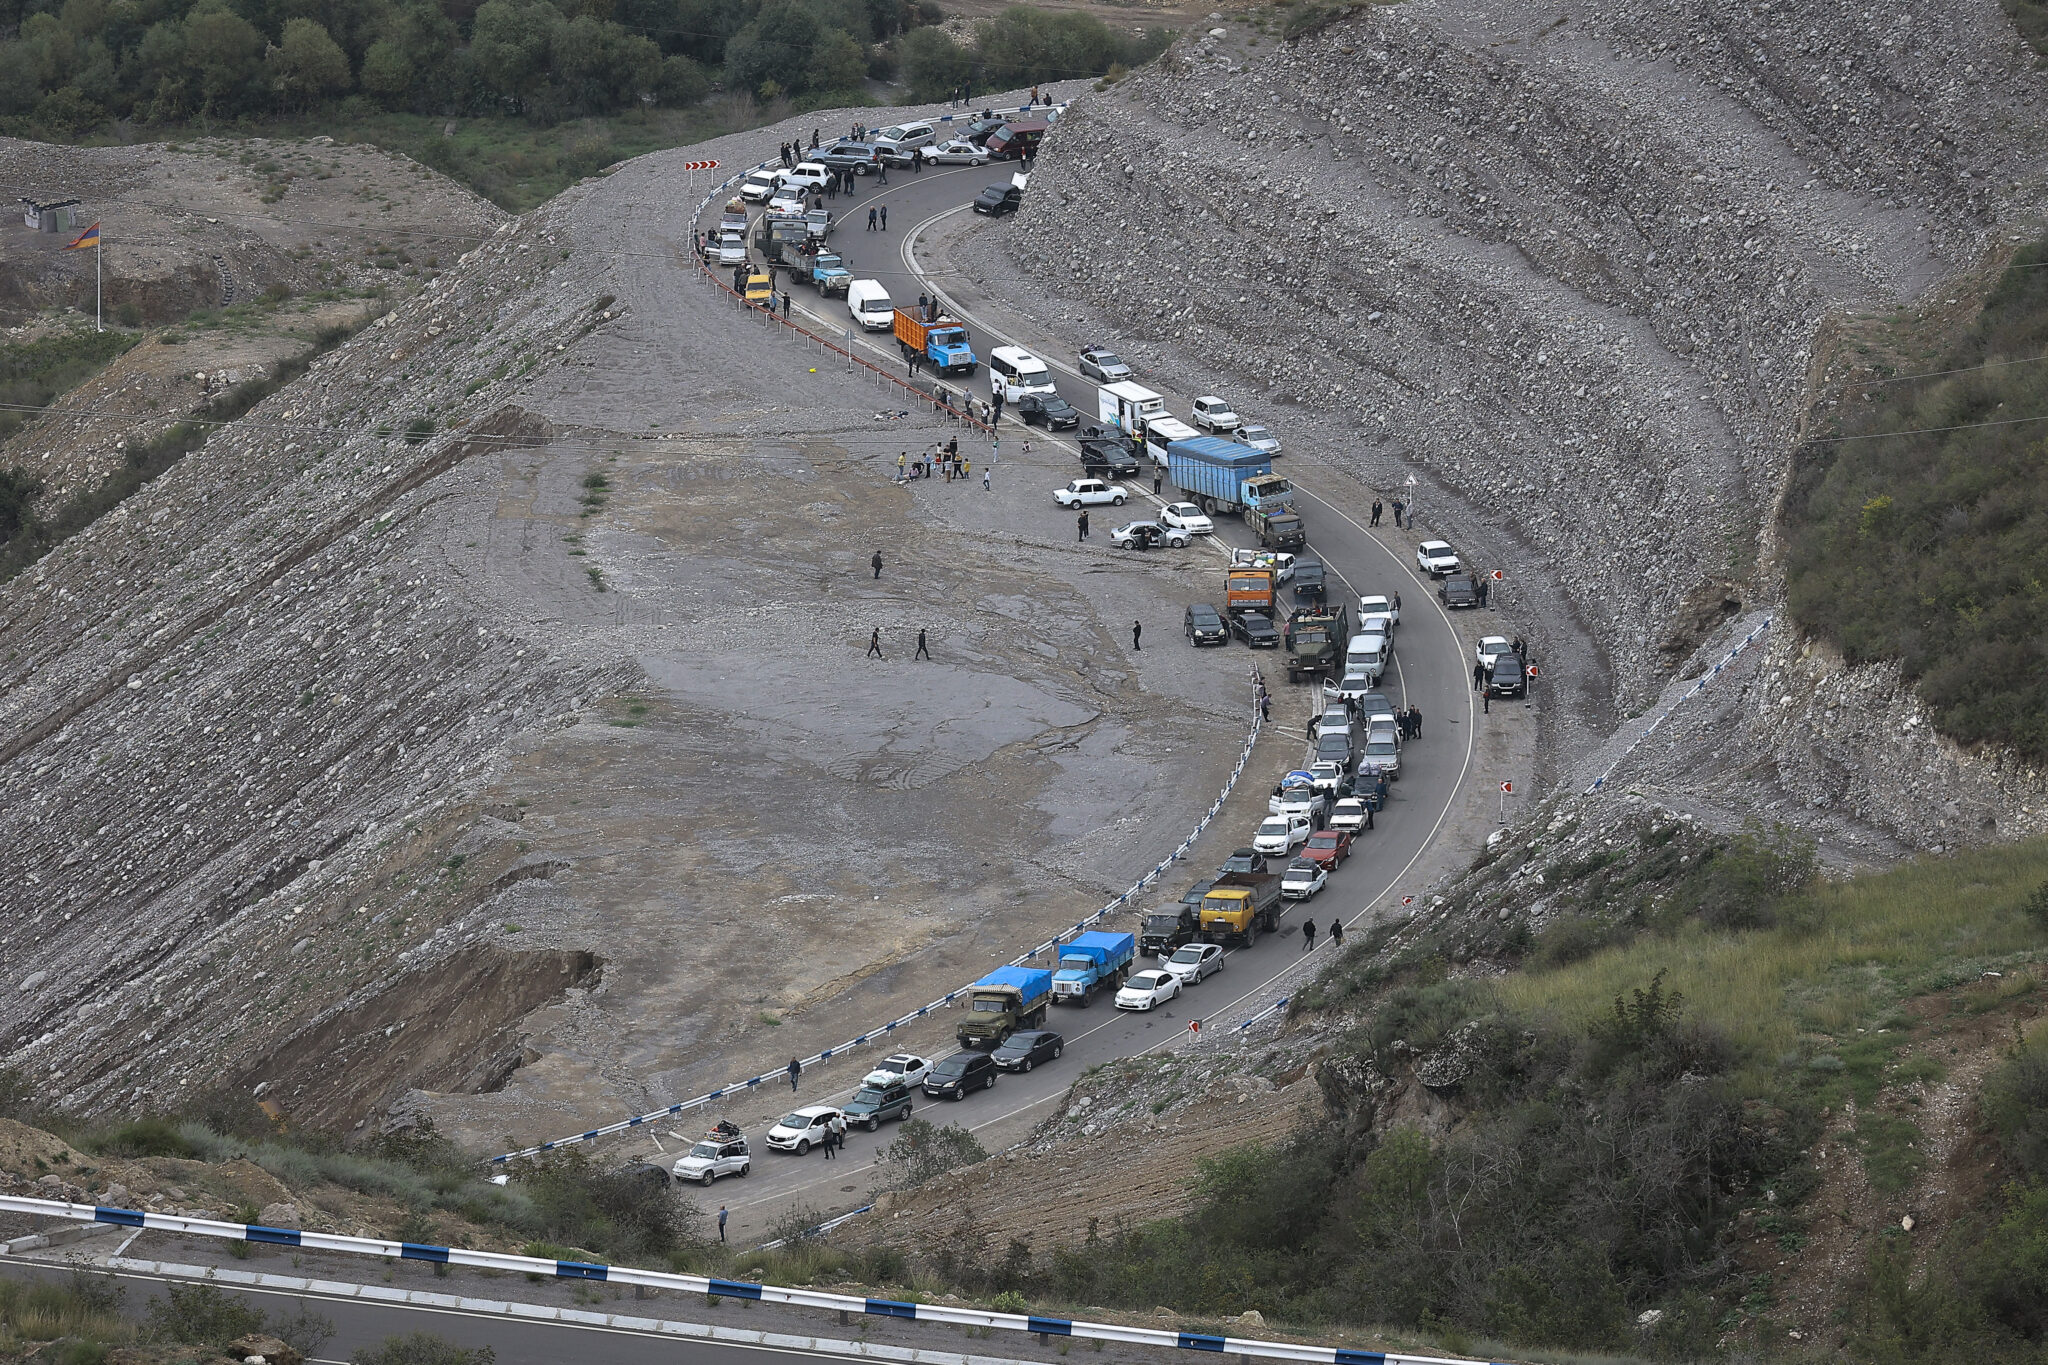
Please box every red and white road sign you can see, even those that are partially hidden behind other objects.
[1490,569,1505,580]
[1188,1018,1201,1034]
[1527,664,1541,678]
[1401,895,1414,905]
[684,160,721,170]
[1501,781,1514,794]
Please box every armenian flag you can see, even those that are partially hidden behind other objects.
[66,222,100,250]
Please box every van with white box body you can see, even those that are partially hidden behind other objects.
[846,280,894,331]
[1098,382,1165,437]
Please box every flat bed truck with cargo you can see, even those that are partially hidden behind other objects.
[1050,931,1135,1006]
[894,309,978,375]
[957,965,1051,1047]
[1199,871,1286,947]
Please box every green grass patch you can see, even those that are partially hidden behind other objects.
[1493,835,2048,1076]
[1782,231,2048,759]
[0,326,138,444]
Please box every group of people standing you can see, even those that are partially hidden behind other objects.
[1368,498,1407,528]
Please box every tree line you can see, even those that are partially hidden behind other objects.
[0,0,1166,132]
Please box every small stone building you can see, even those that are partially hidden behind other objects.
[19,198,84,233]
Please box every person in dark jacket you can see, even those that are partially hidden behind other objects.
[1330,919,1344,948]
[786,1057,802,1091]
[871,551,883,579]
[1473,660,1487,692]
[1302,920,1317,952]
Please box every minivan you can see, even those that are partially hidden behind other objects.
[846,279,893,331]
[985,120,1048,160]
[924,1050,998,1098]
[1344,632,1389,683]
[874,122,937,162]
[989,346,1056,402]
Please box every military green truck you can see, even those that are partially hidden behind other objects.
[956,965,1053,1048]
[1246,501,1306,550]
[1283,603,1351,684]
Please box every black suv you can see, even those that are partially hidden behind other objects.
[1079,434,1140,477]
[1486,656,1527,699]
[925,1050,998,1099]
[973,183,1022,216]
[1185,602,1227,645]
[1018,393,1079,429]
[1439,572,1481,609]
[991,1030,1064,1073]
[842,1081,915,1130]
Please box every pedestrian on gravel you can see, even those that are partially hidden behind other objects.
[867,206,878,231]
[1330,919,1343,948]
[983,466,991,491]
[1391,499,1406,527]
[1472,659,1486,691]
[718,1206,728,1242]
[1513,636,1526,659]
[1370,499,1383,527]
[872,550,884,579]
[1132,620,1142,651]
[787,1057,803,1091]
[1302,920,1317,952]
[1260,693,1271,723]
[898,452,906,477]
[1078,510,1090,541]
[915,629,930,659]
[962,457,971,481]
[880,204,888,229]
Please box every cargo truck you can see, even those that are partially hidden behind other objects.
[1098,381,1165,437]
[1199,872,1286,947]
[1141,903,1203,959]
[755,212,810,263]
[809,251,851,296]
[1166,436,1277,516]
[1248,502,1307,550]
[957,965,1052,1047]
[1225,564,1277,618]
[1050,930,1135,1006]
[1284,604,1351,684]
[894,309,977,374]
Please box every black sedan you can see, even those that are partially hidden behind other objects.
[1185,602,1228,645]
[991,1030,1064,1073]
[1229,612,1280,648]
[1018,393,1080,429]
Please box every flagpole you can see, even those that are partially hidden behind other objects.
[95,239,102,332]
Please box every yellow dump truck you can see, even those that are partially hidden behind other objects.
[1199,871,1285,947]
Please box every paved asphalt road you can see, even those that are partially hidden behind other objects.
[649,162,1478,1230]
[1,1258,889,1365]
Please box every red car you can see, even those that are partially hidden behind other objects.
[1303,828,1354,869]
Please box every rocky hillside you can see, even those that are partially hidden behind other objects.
[963,0,2048,848]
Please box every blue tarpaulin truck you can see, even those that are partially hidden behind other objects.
[1050,930,1135,1006]
[957,965,1052,1047]
[1166,436,1296,520]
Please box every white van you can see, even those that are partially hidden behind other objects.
[1344,632,1390,684]
[846,279,893,331]
[1143,416,1199,467]
[989,346,1056,402]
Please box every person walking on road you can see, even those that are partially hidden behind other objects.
[1370,499,1383,527]
[871,550,884,579]
[867,206,878,231]
[879,204,888,229]
[1302,920,1317,952]
[1153,468,1163,495]
[1132,620,1142,651]
[867,628,883,658]
[1078,510,1090,541]
[1409,705,1423,738]
[1330,918,1343,948]
[915,628,930,660]
[822,1124,837,1160]
[786,1057,802,1091]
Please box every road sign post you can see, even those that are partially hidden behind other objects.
[1499,780,1513,825]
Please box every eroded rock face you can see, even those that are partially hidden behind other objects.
[973,0,2048,844]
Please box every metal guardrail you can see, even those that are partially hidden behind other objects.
[1586,616,1771,794]
[490,664,1265,1163]
[0,1194,1487,1365]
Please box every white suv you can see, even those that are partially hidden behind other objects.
[670,1136,750,1186]
[1416,541,1460,576]
[1191,396,1241,433]
[862,1053,930,1089]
